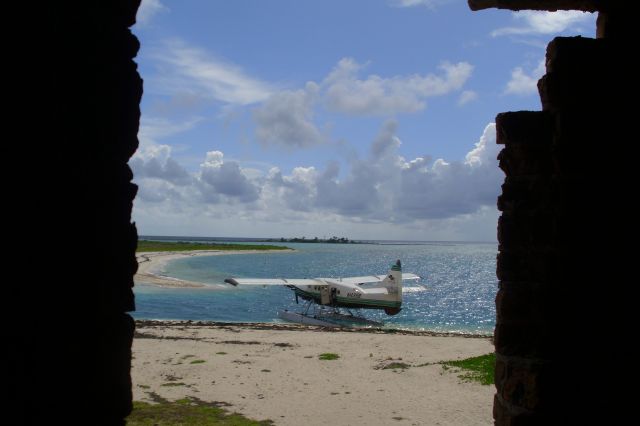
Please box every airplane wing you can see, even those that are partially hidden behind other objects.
[224,277,324,287]
[225,273,421,286]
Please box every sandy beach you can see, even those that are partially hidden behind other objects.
[134,249,293,288]
[132,321,494,425]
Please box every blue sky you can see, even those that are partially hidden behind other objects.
[131,0,596,241]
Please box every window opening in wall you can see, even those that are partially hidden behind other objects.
[128,1,598,423]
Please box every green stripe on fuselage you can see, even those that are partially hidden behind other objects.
[336,296,401,308]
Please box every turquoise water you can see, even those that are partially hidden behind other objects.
[132,242,497,334]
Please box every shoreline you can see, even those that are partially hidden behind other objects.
[132,320,494,425]
[135,319,493,339]
[134,249,294,288]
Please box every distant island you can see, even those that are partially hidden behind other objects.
[264,236,370,244]
[137,240,290,253]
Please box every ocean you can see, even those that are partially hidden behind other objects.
[132,240,497,334]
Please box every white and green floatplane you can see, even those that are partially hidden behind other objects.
[224,260,425,328]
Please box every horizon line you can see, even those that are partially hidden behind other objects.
[137,234,497,244]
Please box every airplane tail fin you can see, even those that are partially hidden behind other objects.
[382,259,403,315]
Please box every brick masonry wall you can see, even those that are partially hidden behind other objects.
[8,1,142,424]
[494,27,631,424]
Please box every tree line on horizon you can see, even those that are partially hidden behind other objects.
[266,236,358,244]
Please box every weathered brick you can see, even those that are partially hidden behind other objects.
[539,71,610,112]
[496,111,553,146]
[494,322,555,358]
[545,36,606,76]
[498,144,553,177]
[498,210,556,249]
[495,282,556,325]
[498,176,554,212]
[497,249,566,283]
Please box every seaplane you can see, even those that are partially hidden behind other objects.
[224,260,425,328]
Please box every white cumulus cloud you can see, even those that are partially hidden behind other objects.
[323,58,473,116]
[394,124,501,220]
[198,151,261,203]
[253,82,324,148]
[267,166,318,212]
[265,120,501,222]
[130,117,201,193]
[130,144,192,186]
[504,59,545,96]
[492,10,594,37]
[250,58,473,149]
[132,122,503,240]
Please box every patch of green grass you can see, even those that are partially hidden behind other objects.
[318,353,340,361]
[128,397,274,425]
[137,240,289,253]
[216,352,227,355]
[190,360,206,364]
[441,353,495,385]
[160,382,187,387]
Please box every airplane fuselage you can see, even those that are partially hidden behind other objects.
[288,278,402,315]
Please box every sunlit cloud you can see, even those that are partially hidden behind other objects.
[458,90,478,106]
[389,0,452,8]
[492,10,594,37]
[323,58,473,116]
[504,59,545,95]
[136,0,168,27]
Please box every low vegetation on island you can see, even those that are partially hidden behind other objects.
[136,240,290,253]
[265,236,366,244]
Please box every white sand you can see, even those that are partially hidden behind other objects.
[134,249,292,288]
[132,322,494,425]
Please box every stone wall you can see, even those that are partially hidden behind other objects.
[492,10,631,424]
[7,1,631,423]
[8,1,142,424]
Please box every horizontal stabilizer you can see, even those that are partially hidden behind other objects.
[403,285,427,293]
[329,275,385,284]
[402,273,421,281]
[335,273,421,285]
